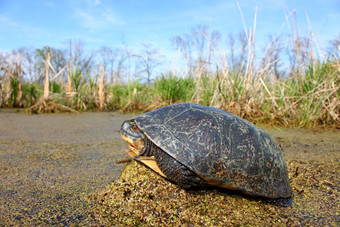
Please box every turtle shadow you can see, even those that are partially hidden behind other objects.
[184,185,294,208]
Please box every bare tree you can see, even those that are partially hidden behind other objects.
[34,47,49,82]
[67,40,94,76]
[228,33,236,69]
[124,46,132,84]
[328,36,340,59]
[34,46,68,82]
[99,46,116,83]
[286,12,312,77]
[226,31,249,75]
[98,46,127,84]
[287,36,311,76]
[261,35,284,80]
[0,52,10,80]
[134,44,162,85]
[173,32,193,73]
[17,47,35,82]
[115,48,127,84]
[172,25,221,75]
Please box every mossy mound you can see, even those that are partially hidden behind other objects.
[89,159,339,226]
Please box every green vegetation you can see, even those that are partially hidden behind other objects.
[22,83,42,106]
[0,57,339,127]
[154,73,195,103]
[0,18,339,127]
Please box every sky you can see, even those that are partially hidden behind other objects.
[0,0,339,69]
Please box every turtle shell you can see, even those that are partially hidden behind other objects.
[133,103,292,198]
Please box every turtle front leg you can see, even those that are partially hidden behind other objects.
[138,137,203,188]
[134,156,167,178]
[154,147,203,189]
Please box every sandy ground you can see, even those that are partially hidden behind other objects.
[0,109,339,225]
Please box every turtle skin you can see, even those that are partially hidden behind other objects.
[142,137,202,189]
[130,103,292,198]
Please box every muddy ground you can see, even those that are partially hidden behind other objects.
[0,109,131,226]
[0,109,339,226]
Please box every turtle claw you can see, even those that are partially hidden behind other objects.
[134,156,167,178]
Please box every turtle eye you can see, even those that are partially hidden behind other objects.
[131,124,139,132]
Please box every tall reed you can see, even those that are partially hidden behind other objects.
[0,9,338,127]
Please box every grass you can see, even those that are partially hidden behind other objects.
[0,57,339,128]
[22,83,42,106]
[270,60,340,127]
[153,72,195,103]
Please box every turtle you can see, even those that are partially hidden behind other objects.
[120,103,292,198]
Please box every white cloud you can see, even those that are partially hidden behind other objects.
[0,15,47,36]
[0,14,58,50]
[44,1,55,8]
[88,0,101,6]
[0,15,19,29]
[72,2,124,31]
[75,9,98,30]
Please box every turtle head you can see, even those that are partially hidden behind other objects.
[120,120,145,157]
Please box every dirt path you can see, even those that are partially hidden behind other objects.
[0,110,132,226]
[0,110,339,225]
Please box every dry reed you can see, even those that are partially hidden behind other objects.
[0,9,338,128]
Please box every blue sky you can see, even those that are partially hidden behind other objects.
[0,0,339,65]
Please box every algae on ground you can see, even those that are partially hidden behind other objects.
[1,111,338,226]
[89,155,339,226]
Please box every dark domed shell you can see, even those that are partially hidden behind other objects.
[134,103,292,198]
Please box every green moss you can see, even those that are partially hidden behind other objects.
[89,155,339,226]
